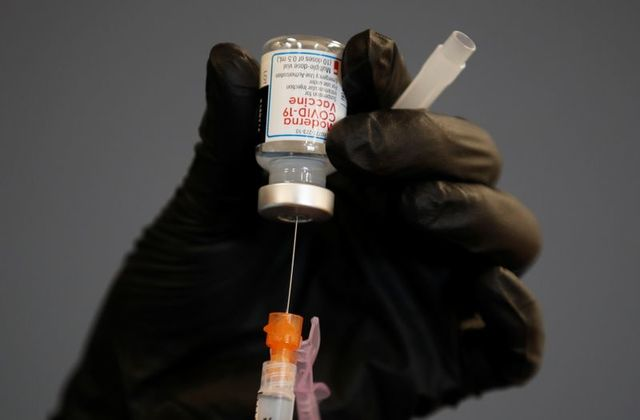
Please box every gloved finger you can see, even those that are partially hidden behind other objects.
[401,181,541,273]
[459,266,544,393]
[341,29,412,113]
[327,110,501,186]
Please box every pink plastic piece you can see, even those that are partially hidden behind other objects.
[295,317,330,420]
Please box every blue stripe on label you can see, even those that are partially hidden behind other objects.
[267,134,327,141]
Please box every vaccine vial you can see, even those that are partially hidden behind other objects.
[256,35,346,223]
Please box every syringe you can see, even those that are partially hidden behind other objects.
[254,312,303,420]
[254,218,301,420]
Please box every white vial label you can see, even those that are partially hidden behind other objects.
[259,49,347,142]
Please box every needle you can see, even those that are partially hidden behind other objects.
[285,217,299,313]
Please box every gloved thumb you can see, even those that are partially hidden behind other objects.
[198,43,260,164]
[180,44,261,225]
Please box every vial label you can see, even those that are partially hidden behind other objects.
[258,49,347,143]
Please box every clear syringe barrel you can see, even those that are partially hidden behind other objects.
[393,30,476,110]
[255,361,297,420]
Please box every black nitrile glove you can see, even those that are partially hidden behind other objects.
[52,30,544,420]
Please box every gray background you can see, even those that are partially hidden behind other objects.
[1,0,638,419]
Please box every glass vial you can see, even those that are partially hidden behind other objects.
[256,35,346,223]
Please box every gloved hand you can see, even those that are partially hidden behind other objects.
[52,30,544,420]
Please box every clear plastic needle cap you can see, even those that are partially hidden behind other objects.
[393,30,476,110]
